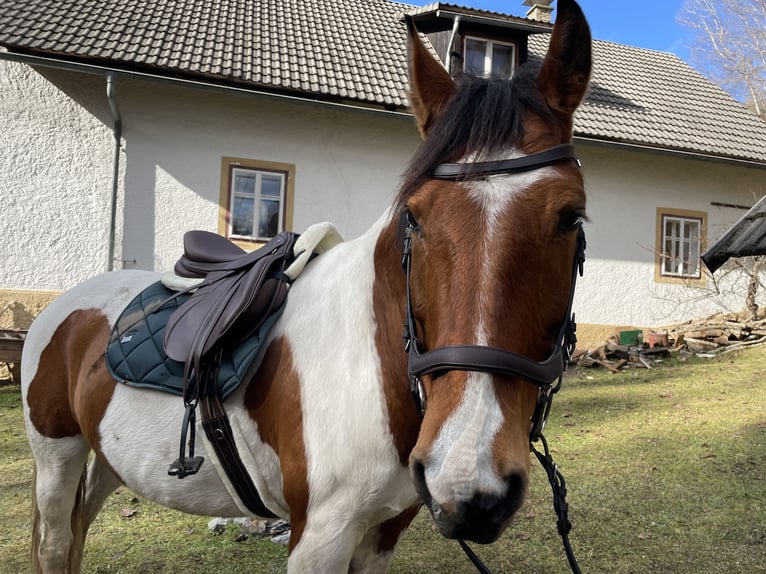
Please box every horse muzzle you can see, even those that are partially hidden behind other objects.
[410,458,527,544]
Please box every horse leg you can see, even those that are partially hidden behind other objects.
[30,434,90,574]
[348,506,420,574]
[82,455,122,529]
[286,505,419,574]
[286,514,361,574]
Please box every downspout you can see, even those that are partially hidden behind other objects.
[444,15,461,71]
[105,71,121,271]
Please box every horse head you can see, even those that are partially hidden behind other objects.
[399,0,591,544]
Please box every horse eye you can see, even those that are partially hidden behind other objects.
[558,211,585,232]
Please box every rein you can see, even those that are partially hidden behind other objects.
[401,144,585,574]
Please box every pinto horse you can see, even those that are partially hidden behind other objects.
[21,1,591,572]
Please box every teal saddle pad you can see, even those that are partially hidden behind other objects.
[106,281,282,399]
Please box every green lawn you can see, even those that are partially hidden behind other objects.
[1,348,764,573]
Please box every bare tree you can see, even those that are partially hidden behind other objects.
[678,0,766,118]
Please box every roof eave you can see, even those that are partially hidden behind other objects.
[0,49,413,118]
[406,4,553,34]
[574,134,766,171]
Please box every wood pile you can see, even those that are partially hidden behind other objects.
[574,313,766,372]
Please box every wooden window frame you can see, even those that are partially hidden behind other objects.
[654,207,707,285]
[218,157,295,250]
[463,35,517,78]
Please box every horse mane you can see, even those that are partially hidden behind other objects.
[396,64,556,210]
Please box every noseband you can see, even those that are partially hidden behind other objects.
[400,143,585,574]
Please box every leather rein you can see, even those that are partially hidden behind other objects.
[401,143,585,574]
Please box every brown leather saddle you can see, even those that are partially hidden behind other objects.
[162,230,297,519]
[164,230,298,369]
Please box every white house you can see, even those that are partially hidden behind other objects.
[1,0,765,345]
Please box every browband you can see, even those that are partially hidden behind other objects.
[431,143,578,180]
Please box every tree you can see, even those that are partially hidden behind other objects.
[678,0,766,119]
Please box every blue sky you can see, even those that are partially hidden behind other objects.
[454,1,693,62]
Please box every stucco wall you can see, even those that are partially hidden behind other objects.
[1,61,764,330]
[114,77,420,273]
[0,62,116,291]
[575,142,766,327]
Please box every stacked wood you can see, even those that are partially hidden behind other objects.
[574,312,766,371]
[573,337,665,371]
[669,314,766,355]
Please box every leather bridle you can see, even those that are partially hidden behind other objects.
[400,143,585,574]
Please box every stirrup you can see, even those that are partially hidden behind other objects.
[169,403,204,477]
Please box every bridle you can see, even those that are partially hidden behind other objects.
[400,143,586,574]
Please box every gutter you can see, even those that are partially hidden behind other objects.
[431,8,552,34]
[105,72,121,272]
[443,15,461,70]
[2,51,763,173]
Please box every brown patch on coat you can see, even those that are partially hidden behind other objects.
[244,337,308,552]
[372,217,421,466]
[27,309,115,441]
[27,308,122,479]
[376,505,421,553]
[399,181,489,463]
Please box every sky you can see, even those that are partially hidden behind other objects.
[456,1,693,62]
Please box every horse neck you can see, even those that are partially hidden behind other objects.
[371,212,422,463]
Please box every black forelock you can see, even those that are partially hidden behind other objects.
[395,64,555,211]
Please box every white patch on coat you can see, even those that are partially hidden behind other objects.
[22,269,283,518]
[280,211,419,570]
[423,151,555,505]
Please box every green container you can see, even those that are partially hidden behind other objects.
[619,329,643,345]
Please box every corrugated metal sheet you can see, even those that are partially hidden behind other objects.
[702,195,766,272]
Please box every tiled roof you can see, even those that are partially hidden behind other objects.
[0,0,412,108]
[530,36,766,164]
[1,0,765,164]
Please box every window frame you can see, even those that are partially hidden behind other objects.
[655,207,707,285]
[463,35,517,78]
[218,157,295,250]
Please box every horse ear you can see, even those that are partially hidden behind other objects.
[405,16,457,139]
[537,0,592,118]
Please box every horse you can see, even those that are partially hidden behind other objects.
[21,1,592,572]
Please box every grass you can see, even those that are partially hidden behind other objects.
[1,348,764,573]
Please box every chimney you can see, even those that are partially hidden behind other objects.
[523,0,554,23]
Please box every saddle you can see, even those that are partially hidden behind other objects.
[169,225,342,518]
[164,230,298,371]
[107,224,342,516]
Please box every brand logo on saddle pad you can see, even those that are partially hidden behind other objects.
[120,331,136,344]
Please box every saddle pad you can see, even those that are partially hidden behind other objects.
[106,281,282,399]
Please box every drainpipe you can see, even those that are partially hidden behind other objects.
[444,15,461,71]
[105,72,121,271]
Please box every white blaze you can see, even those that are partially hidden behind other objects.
[424,151,554,505]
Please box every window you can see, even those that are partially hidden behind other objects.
[464,36,516,78]
[655,208,706,283]
[219,158,294,248]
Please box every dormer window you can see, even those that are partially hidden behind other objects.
[464,36,516,78]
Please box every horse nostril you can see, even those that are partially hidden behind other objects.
[410,458,434,508]
[503,471,527,516]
